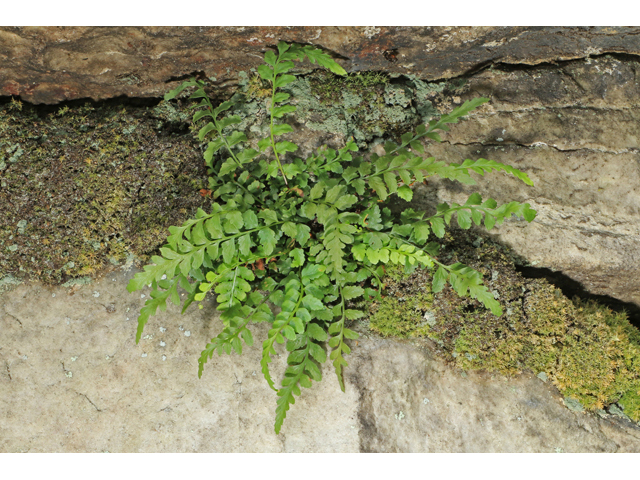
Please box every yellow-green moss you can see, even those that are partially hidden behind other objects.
[368,265,434,337]
[243,73,273,101]
[367,228,640,422]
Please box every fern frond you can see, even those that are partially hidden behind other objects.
[126,253,181,293]
[135,286,171,344]
[132,272,188,343]
[426,193,537,232]
[131,42,539,435]
[198,315,253,378]
[164,78,202,101]
[274,325,326,433]
[322,222,347,275]
[288,43,347,76]
[260,277,304,390]
[432,263,502,316]
[453,158,534,186]
[327,288,359,392]
[428,97,489,131]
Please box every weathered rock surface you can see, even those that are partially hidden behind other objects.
[2,268,639,452]
[2,27,640,453]
[2,26,640,104]
[416,53,640,309]
[1,26,638,310]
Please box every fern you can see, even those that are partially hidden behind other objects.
[275,322,327,433]
[127,41,537,434]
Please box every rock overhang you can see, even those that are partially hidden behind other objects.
[2,26,640,104]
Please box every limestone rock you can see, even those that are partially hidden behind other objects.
[1,269,639,452]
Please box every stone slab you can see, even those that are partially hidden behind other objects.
[2,26,640,104]
[1,268,639,452]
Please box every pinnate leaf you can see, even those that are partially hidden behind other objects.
[272,123,293,135]
[397,185,413,201]
[258,228,276,255]
[198,122,216,141]
[342,286,364,300]
[132,48,537,436]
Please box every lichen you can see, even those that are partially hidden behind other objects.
[0,98,212,286]
[367,227,640,422]
[224,70,468,149]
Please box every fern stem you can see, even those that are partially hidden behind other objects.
[230,178,267,207]
[268,62,288,186]
[201,97,244,168]
[229,266,239,308]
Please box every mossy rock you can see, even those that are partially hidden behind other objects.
[0,70,470,287]
[367,228,640,422]
[0,98,212,285]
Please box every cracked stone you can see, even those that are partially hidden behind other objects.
[1,269,638,452]
[2,27,639,104]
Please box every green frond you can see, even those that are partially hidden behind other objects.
[274,323,326,433]
[455,158,534,186]
[128,41,537,434]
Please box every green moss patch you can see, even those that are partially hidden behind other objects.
[367,228,640,422]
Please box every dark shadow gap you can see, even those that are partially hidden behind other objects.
[0,94,163,111]
[164,71,208,83]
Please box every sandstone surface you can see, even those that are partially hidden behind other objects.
[2,269,639,452]
[1,26,639,104]
[419,53,640,310]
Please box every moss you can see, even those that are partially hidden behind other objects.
[619,384,640,421]
[243,73,272,101]
[308,71,389,104]
[0,98,212,285]
[367,227,640,423]
[368,264,434,337]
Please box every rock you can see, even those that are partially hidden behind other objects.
[1,27,639,311]
[1,269,639,452]
[350,338,640,453]
[2,28,640,451]
[407,53,640,309]
[2,26,640,104]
